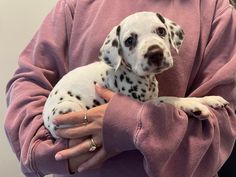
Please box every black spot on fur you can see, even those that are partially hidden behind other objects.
[171,31,174,39]
[176,31,183,40]
[133,85,138,91]
[93,99,101,106]
[114,80,118,88]
[141,89,146,93]
[86,106,90,109]
[156,13,165,24]
[168,37,172,45]
[55,91,58,95]
[59,97,64,101]
[104,57,111,65]
[120,74,124,81]
[118,48,122,56]
[116,25,121,36]
[171,22,177,26]
[112,39,118,47]
[105,40,110,45]
[93,81,97,85]
[128,88,134,93]
[76,95,81,100]
[192,110,202,116]
[52,108,57,115]
[59,111,63,114]
[140,76,145,79]
[126,77,133,84]
[176,41,181,46]
[132,92,138,99]
[67,91,73,97]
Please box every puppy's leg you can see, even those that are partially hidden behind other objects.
[153,96,228,120]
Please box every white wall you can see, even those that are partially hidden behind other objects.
[0,1,57,176]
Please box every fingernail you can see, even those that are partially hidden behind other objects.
[55,153,63,161]
[78,166,85,173]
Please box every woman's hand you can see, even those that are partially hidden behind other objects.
[54,85,116,172]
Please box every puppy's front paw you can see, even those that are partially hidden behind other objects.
[156,97,211,120]
[201,96,229,109]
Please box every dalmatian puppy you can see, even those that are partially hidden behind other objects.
[43,12,228,138]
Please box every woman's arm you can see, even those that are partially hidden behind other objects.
[4,0,75,176]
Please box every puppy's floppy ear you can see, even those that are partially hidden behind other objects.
[158,14,184,53]
[99,25,122,70]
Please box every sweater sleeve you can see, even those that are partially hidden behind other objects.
[103,3,236,177]
[4,0,75,176]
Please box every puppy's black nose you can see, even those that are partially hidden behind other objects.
[144,45,164,65]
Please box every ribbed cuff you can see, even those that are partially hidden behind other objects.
[103,93,143,154]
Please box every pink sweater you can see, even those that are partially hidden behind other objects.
[4,0,236,177]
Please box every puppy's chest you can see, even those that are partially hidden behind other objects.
[104,69,158,102]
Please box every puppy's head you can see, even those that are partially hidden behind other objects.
[99,11,184,76]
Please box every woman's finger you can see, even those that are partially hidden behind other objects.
[55,138,100,161]
[55,123,94,139]
[77,148,107,172]
[69,152,95,173]
[55,139,91,160]
[53,111,86,126]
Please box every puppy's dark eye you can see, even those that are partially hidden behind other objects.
[125,37,135,47]
[156,27,166,37]
[125,36,137,47]
[124,33,138,49]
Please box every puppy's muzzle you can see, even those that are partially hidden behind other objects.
[144,45,164,66]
